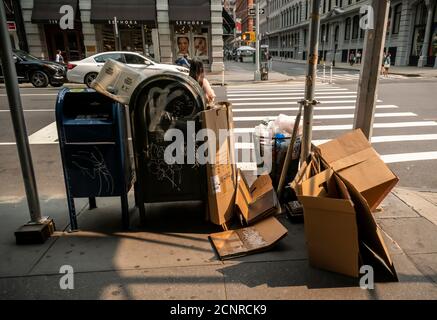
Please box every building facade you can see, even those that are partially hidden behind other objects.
[236,0,254,34]
[13,0,224,71]
[265,0,437,67]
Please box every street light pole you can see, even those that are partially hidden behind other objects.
[0,1,54,244]
[277,0,321,199]
[254,1,261,81]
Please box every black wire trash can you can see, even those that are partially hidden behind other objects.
[253,130,301,199]
[129,72,208,224]
[55,88,133,231]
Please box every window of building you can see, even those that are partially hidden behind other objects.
[305,0,308,19]
[345,17,351,40]
[352,15,359,39]
[392,4,402,34]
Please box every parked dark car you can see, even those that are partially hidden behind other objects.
[0,50,67,88]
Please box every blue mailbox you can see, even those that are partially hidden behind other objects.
[55,88,133,230]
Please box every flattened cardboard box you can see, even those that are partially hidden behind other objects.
[297,168,397,280]
[315,129,399,212]
[209,216,288,259]
[235,170,281,226]
[201,104,237,228]
[91,59,145,105]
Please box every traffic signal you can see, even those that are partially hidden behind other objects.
[242,31,255,42]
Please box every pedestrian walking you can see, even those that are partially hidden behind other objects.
[383,53,391,77]
[356,51,362,64]
[267,52,273,70]
[55,50,64,64]
[349,52,355,66]
[189,59,216,104]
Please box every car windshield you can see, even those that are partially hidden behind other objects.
[14,50,40,61]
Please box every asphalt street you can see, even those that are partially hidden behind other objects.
[0,69,436,200]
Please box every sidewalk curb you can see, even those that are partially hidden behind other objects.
[272,58,434,78]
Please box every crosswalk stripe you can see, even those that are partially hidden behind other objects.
[234,121,437,133]
[381,151,437,164]
[0,109,53,112]
[228,95,358,101]
[313,134,437,145]
[28,122,58,144]
[227,88,346,93]
[236,150,437,170]
[232,105,399,112]
[233,112,416,122]
[232,100,382,105]
[227,91,357,97]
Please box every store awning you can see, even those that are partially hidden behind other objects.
[31,0,78,23]
[168,0,210,22]
[90,0,156,25]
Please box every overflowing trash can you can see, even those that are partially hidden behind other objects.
[129,72,207,221]
[261,63,269,81]
[55,88,133,230]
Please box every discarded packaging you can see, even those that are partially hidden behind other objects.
[296,168,397,280]
[91,59,145,105]
[315,129,399,212]
[235,170,281,226]
[209,216,288,260]
[201,102,237,228]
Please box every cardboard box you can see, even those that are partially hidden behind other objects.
[91,59,145,105]
[315,129,399,212]
[235,170,281,226]
[209,216,288,260]
[201,103,237,228]
[297,168,397,280]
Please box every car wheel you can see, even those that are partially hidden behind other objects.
[30,71,49,88]
[84,72,98,88]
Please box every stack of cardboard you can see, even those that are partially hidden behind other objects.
[291,129,399,280]
[202,103,287,260]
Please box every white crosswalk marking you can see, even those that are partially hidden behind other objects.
[293,70,411,83]
[228,83,437,167]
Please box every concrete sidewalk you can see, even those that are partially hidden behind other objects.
[207,61,293,85]
[0,187,436,300]
[274,58,437,78]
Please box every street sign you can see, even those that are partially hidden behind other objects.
[249,8,264,16]
[7,21,16,31]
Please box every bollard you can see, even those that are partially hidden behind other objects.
[222,64,225,86]
[330,63,333,84]
[322,62,326,83]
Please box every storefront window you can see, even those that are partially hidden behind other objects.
[173,24,210,64]
[101,23,152,55]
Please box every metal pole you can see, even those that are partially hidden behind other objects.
[322,62,326,83]
[330,62,333,84]
[300,0,321,163]
[114,16,120,51]
[0,2,41,222]
[354,0,390,139]
[254,1,261,81]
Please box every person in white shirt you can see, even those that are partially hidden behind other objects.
[55,50,64,64]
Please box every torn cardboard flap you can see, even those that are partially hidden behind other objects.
[236,170,281,226]
[209,216,288,260]
[297,169,360,278]
[298,168,398,280]
[315,129,399,211]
